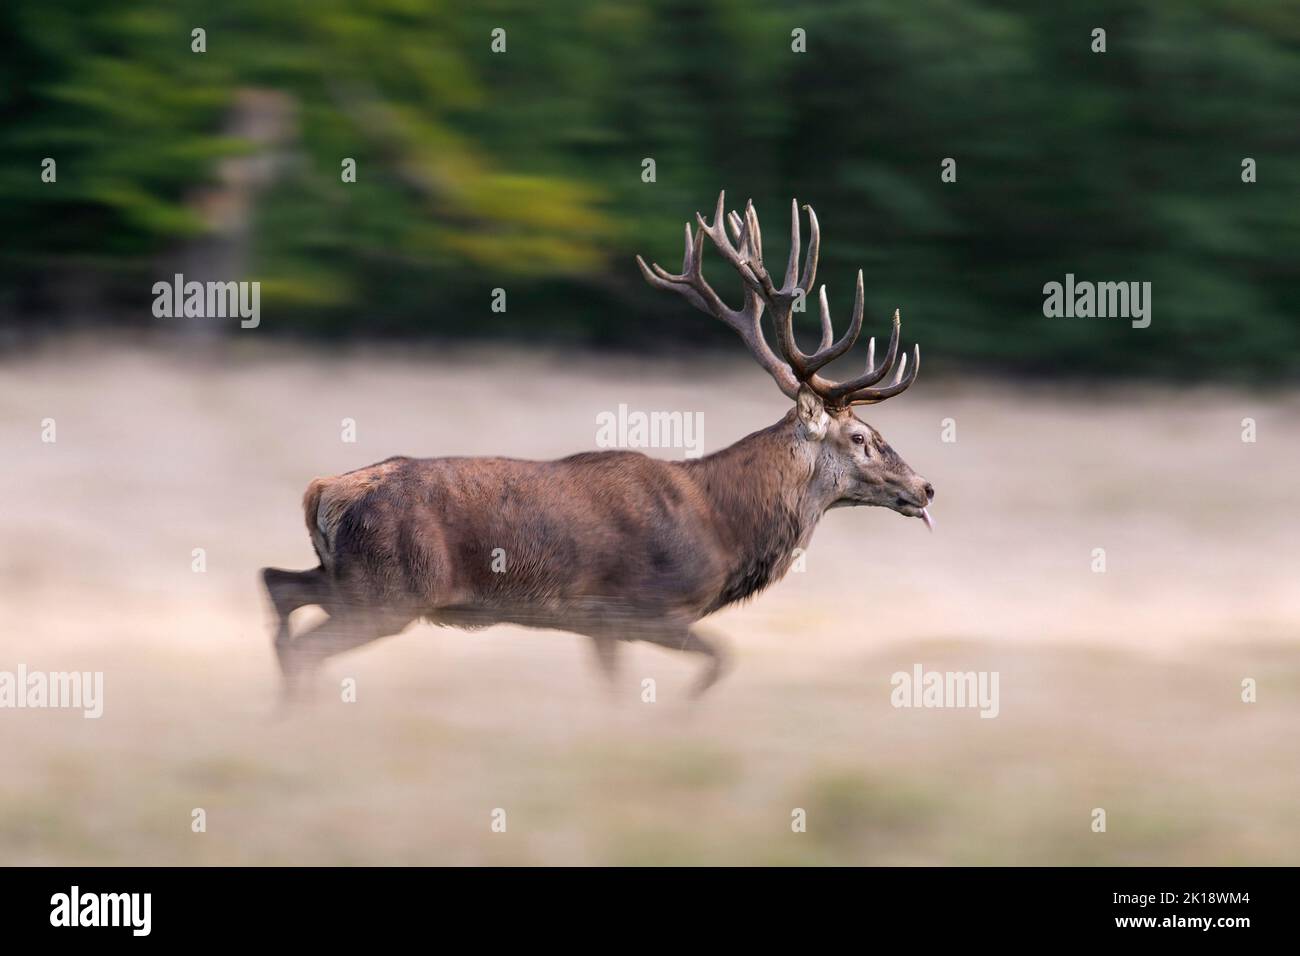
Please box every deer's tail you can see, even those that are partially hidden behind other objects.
[302,478,332,570]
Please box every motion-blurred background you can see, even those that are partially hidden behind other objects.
[3,0,1298,377]
[1,2,1297,865]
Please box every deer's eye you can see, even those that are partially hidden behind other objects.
[852,433,866,446]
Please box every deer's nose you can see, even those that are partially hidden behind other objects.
[923,482,935,502]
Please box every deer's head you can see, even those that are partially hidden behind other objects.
[638,191,934,528]
[793,387,934,524]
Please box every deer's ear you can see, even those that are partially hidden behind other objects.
[795,385,829,440]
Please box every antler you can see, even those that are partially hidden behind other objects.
[636,192,800,399]
[637,191,919,407]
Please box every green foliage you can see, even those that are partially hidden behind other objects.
[2,0,1297,378]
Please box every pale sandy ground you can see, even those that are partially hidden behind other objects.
[1,337,1297,865]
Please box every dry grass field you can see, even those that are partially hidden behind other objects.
[2,337,1297,865]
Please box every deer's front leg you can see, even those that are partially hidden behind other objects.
[635,623,731,699]
[587,634,622,689]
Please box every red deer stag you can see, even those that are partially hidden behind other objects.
[261,192,933,699]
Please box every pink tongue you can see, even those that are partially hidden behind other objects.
[920,507,935,532]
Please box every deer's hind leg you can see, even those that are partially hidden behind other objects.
[261,566,332,647]
[276,605,414,702]
[260,565,349,700]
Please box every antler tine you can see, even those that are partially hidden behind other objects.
[734,209,758,270]
[708,190,726,235]
[638,256,706,315]
[892,350,908,385]
[841,344,920,405]
[822,308,902,401]
[744,199,762,263]
[784,199,801,289]
[816,287,833,350]
[697,191,739,257]
[784,199,830,350]
[727,210,744,244]
[799,203,819,296]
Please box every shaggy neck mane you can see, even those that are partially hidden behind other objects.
[679,411,822,611]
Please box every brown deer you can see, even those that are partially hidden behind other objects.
[261,192,933,699]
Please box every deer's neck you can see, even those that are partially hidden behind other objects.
[682,412,827,611]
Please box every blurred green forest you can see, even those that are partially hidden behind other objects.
[1,0,1297,379]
